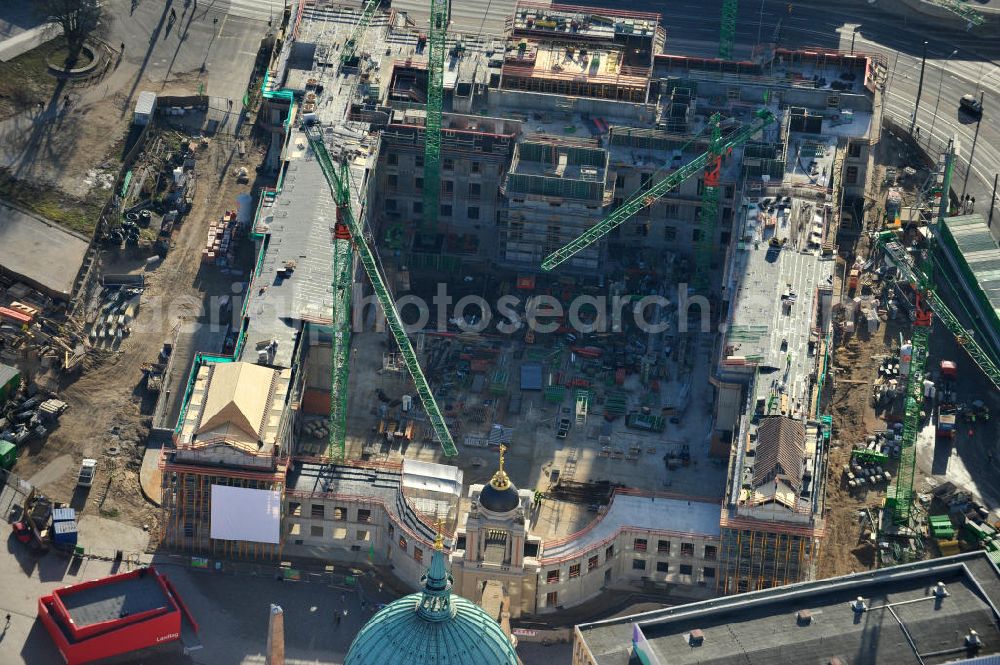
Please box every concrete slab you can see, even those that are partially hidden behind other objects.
[76,515,150,558]
[140,444,163,506]
[0,201,89,299]
[0,22,60,63]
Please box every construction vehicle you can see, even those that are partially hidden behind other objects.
[542,109,775,272]
[936,404,958,439]
[305,127,458,457]
[77,458,97,487]
[12,490,53,553]
[847,261,861,293]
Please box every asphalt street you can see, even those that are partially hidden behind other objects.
[568,0,1000,213]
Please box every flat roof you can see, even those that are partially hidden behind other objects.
[0,201,89,299]
[541,493,720,562]
[576,551,1000,665]
[941,213,1000,319]
[58,573,171,629]
[724,197,836,414]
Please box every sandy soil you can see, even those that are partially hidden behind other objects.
[12,130,265,539]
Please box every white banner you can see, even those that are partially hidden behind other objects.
[210,484,281,544]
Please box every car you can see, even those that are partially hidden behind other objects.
[960,94,983,116]
[556,417,571,439]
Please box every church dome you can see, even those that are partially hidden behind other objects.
[344,538,519,665]
[478,444,520,514]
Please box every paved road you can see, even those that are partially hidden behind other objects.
[569,0,1000,214]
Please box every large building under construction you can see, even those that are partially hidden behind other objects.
[159,0,884,612]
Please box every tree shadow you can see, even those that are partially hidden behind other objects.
[161,3,199,88]
[10,76,70,178]
[120,0,175,119]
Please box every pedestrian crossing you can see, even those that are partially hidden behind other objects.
[214,0,286,23]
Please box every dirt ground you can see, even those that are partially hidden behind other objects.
[815,132,1000,579]
[11,128,265,541]
[816,316,898,578]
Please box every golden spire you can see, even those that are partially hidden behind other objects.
[434,518,444,551]
[490,444,511,490]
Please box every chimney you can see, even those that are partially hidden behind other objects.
[688,629,704,646]
[266,604,285,665]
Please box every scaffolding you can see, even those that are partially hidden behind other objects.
[717,523,815,593]
[160,458,286,561]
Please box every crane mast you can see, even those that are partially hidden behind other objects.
[718,0,738,60]
[693,115,724,292]
[541,109,776,272]
[328,180,354,460]
[307,127,459,457]
[341,0,382,67]
[421,0,448,228]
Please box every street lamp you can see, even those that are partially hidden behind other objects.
[961,90,986,201]
[910,40,929,135]
[928,49,959,146]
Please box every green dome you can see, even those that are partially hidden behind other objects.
[345,547,519,665]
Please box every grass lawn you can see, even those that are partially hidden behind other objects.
[0,167,103,236]
[0,36,66,121]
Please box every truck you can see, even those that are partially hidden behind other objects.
[77,458,97,487]
[556,416,571,439]
[937,404,958,439]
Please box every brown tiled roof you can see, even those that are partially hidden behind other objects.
[753,416,805,491]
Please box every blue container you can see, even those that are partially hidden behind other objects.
[52,507,76,523]
[53,520,78,546]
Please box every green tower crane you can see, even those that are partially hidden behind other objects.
[541,109,776,272]
[306,127,459,457]
[693,114,723,292]
[328,176,355,460]
[876,140,1000,526]
[718,0,738,60]
[421,0,449,228]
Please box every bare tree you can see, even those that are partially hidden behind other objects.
[35,0,104,59]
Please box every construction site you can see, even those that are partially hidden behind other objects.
[156,0,888,614]
[0,0,998,650]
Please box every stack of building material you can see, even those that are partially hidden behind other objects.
[488,370,508,396]
[202,211,240,267]
[929,514,956,540]
[604,391,627,418]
